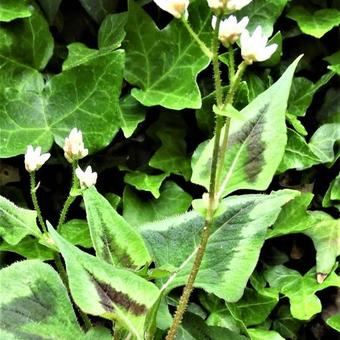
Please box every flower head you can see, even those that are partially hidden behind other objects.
[63,128,88,163]
[208,0,252,12]
[75,166,97,189]
[24,145,50,172]
[212,15,249,45]
[240,26,278,64]
[153,0,189,19]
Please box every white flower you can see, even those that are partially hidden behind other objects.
[63,128,88,163]
[75,166,97,189]
[24,145,50,172]
[240,26,278,64]
[153,0,189,19]
[207,0,252,11]
[212,15,249,45]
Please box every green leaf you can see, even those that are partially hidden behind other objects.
[124,171,168,198]
[0,0,32,22]
[192,56,301,197]
[0,195,41,245]
[278,129,320,173]
[141,190,298,302]
[309,123,340,163]
[326,313,340,332]
[85,326,112,340]
[286,113,307,136]
[325,51,340,75]
[287,6,340,38]
[0,237,54,260]
[0,4,53,70]
[323,172,340,210]
[123,181,192,228]
[288,72,335,117]
[316,88,340,124]
[78,0,117,23]
[213,104,245,120]
[0,260,84,339]
[98,12,128,50]
[124,0,211,109]
[264,265,340,320]
[247,328,284,340]
[119,95,147,138]
[228,287,279,327]
[59,219,93,248]
[148,112,191,180]
[272,305,301,340]
[37,0,62,24]
[0,46,125,157]
[83,186,151,269]
[236,0,288,37]
[48,225,160,339]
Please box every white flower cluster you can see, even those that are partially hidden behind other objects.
[25,128,97,189]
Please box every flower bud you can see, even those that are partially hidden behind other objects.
[75,166,97,189]
[212,15,249,45]
[240,26,278,64]
[63,128,88,163]
[153,0,189,19]
[24,145,50,172]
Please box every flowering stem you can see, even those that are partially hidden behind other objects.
[228,45,235,82]
[57,162,77,230]
[165,16,223,340]
[181,17,213,59]
[29,172,47,233]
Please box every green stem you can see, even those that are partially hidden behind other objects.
[228,45,235,83]
[181,18,213,59]
[216,61,248,199]
[165,16,223,340]
[57,162,77,230]
[30,172,47,233]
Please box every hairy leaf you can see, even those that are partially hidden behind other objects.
[48,225,160,339]
[192,57,301,197]
[83,186,151,269]
[0,260,84,339]
[0,195,41,245]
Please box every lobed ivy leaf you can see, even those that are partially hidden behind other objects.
[287,6,340,38]
[124,171,168,199]
[0,195,41,245]
[141,189,298,302]
[124,0,211,109]
[236,0,288,37]
[123,181,192,228]
[83,186,151,269]
[0,4,53,70]
[0,260,84,339]
[264,265,340,320]
[0,0,32,22]
[324,51,340,75]
[48,225,160,339]
[192,56,301,197]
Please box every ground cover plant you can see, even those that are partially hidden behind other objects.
[0,0,339,339]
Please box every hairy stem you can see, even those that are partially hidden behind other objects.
[181,17,213,59]
[29,172,47,233]
[165,16,223,340]
[228,45,235,82]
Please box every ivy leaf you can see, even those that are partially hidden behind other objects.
[141,190,298,302]
[264,266,340,320]
[0,237,54,260]
[0,260,84,339]
[287,6,340,38]
[0,4,53,70]
[124,0,211,109]
[323,172,340,210]
[78,0,117,23]
[324,51,340,75]
[123,181,192,227]
[272,305,301,340]
[148,112,191,180]
[247,329,284,340]
[192,56,301,197]
[98,12,128,50]
[48,225,160,339]
[0,195,42,245]
[83,186,151,269]
[0,46,125,157]
[0,0,32,22]
[317,88,340,124]
[326,313,340,332]
[236,0,288,37]
[37,0,62,24]
[124,171,168,198]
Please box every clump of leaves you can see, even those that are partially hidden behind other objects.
[0,0,339,339]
